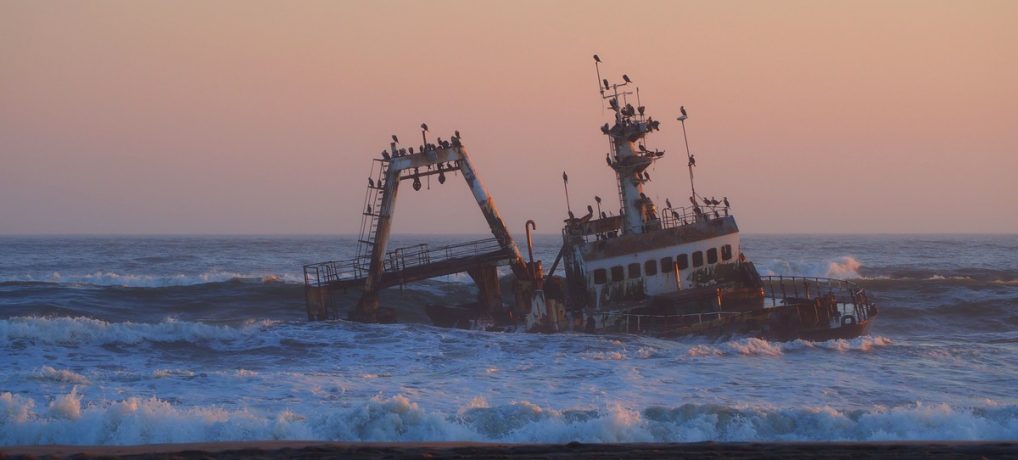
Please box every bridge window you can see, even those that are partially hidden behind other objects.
[721,244,733,261]
[593,268,607,285]
[677,254,689,270]
[611,266,625,282]
[707,248,718,264]
[660,256,674,273]
[645,259,658,276]
[628,263,641,279]
[692,251,704,267]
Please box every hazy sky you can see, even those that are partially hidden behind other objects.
[2,0,1016,235]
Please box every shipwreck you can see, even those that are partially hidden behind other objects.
[303,56,877,341]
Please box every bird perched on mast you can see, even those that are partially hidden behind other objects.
[678,106,688,121]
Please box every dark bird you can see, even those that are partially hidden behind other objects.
[666,198,672,208]
[568,210,575,220]
[601,211,607,219]
[609,98,619,110]
[366,205,372,214]
[671,210,681,220]
[587,205,594,215]
[399,148,407,156]
[681,106,687,117]
[593,54,600,63]
[689,196,697,206]
[702,197,711,206]
[603,79,610,91]
[368,178,374,188]
[723,197,730,208]
[562,171,569,183]
[382,150,390,160]
[408,147,414,154]
[622,74,631,83]
[600,123,610,134]
[595,195,602,204]
[714,210,720,219]
[639,144,648,152]
[688,155,696,167]
[420,123,429,132]
[392,134,399,144]
[605,153,612,166]
[638,106,645,116]
[644,172,651,181]
[455,130,461,139]
[710,197,720,206]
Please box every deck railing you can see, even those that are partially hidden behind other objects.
[760,275,876,323]
[609,310,744,334]
[303,237,505,288]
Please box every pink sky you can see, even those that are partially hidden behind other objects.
[2,0,1016,234]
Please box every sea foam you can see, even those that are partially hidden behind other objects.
[1,392,1015,445]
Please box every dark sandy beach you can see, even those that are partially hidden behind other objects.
[4,441,1018,459]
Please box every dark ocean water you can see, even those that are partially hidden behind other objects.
[1,234,1016,445]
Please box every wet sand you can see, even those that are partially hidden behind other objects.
[3,441,1018,459]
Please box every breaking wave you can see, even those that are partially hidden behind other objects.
[0,271,303,288]
[758,256,863,279]
[1,392,1015,445]
[0,316,276,347]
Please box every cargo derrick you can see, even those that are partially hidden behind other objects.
[303,131,532,325]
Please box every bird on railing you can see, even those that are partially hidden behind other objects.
[368,177,374,188]
[381,150,390,160]
[666,198,672,208]
[723,197,731,208]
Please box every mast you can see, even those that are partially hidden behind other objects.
[596,57,663,235]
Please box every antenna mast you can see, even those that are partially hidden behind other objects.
[678,108,696,200]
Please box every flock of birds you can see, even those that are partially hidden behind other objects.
[364,124,465,215]
[379,124,463,162]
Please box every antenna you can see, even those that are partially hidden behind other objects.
[677,107,696,200]
[562,171,573,218]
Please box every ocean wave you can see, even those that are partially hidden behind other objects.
[685,336,891,358]
[758,256,863,279]
[0,271,304,288]
[31,366,91,385]
[1,392,1015,445]
[0,316,276,347]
